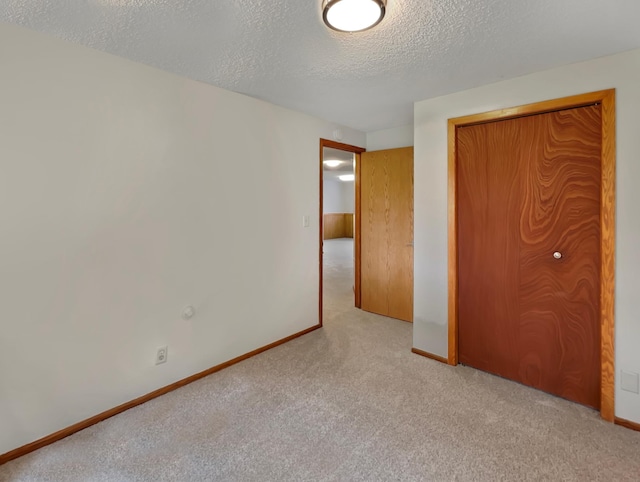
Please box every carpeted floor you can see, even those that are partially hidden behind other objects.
[1,238,639,481]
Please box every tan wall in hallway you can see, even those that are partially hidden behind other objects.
[324,213,354,239]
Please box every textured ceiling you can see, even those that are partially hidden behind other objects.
[2,1,640,132]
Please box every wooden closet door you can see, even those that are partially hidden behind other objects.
[457,105,602,408]
[457,119,523,380]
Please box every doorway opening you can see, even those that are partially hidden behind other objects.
[318,139,365,326]
[323,148,355,312]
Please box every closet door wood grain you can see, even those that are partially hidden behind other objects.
[457,105,602,408]
[517,106,601,408]
[457,119,523,379]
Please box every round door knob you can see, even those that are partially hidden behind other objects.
[553,251,562,259]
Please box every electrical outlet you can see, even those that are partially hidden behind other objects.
[155,346,168,365]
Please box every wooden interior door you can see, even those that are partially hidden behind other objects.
[457,105,602,408]
[361,147,414,322]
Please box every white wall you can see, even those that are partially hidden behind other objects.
[341,181,355,213]
[324,179,343,213]
[323,179,341,213]
[323,179,354,214]
[414,48,640,423]
[366,124,414,151]
[0,22,365,455]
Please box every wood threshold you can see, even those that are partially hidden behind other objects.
[412,348,449,365]
[0,324,321,466]
[447,89,616,422]
[614,417,640,432]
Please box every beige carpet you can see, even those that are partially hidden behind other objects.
[1,237,639,481]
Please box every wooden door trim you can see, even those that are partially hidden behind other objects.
[319,139,366,326]
[412,347,449,365]
[447,89,616,422]
[354,151,362,308]
[614,417,640,432]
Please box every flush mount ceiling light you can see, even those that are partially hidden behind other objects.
[322,0,386,33]
[323,160,342,168]
[339,174,355,182]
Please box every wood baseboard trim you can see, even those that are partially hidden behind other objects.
[0,324,322,466]
[411,348,449,365]
[615,416,640,432]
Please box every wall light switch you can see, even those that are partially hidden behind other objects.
[621,370,640,394]
[302,215,310,228]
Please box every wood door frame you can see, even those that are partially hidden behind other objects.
[319,139,366,326]
[447,89,616,421]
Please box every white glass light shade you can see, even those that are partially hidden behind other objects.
[323,0,386,33]
[324,160,342,167]
[339,174,355,181]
